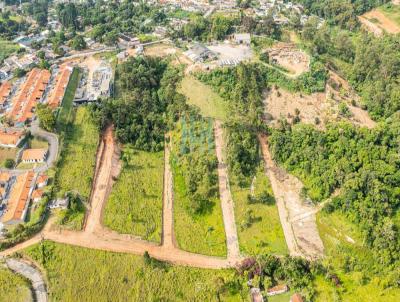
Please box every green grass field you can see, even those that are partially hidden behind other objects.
[0,147,18,167]
[0,39,19,62]
[231,164,288,256]
[171,119,227,257]
[0,267,32,302]
[54,107,99,229]
[23,241,240,301]
[179,76,228,121]
[315,211,400,302]
[104,147,164,242]
[379,3,400,25]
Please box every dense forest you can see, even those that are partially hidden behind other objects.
[301,20,400,120]
[90,57,186,152]
[269,119,400,277]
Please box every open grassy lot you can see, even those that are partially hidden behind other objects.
[23,241,240,301]
[171,117,227,257]
[0,39,19,62]
[231,164,288,256]
[54,107,99,229]
[104,147,163,242]
[179,76,228,121]
[0,267,32,302]
[0,147,18,167]
[315,211,400,302]
[379,3,400,25]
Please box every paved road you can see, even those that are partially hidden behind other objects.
[214,121,241,261]
[5,258,47,302]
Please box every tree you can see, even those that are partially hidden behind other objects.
[4,159,15,169]
[37,103,56,131]
[71,35,86,50]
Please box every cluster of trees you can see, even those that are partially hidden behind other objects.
[295,0,390,29]
[55,1,165,44]
[36,103,56,131]
[301,21,400,120]
[269,119,400,273]
[0,12,27,39]
[24,0,49,27]
[91,56,186,152]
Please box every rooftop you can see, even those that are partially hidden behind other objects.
[21,148,48,161]
[0,129,25,146]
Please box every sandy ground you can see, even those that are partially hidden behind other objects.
[359,9,400,35]
[259,135,324,260]
[266,43,310,76]
[214,120,241,261]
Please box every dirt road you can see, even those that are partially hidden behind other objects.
[259,135,324,260]
[214,121,241,261]
[1,127,239,269]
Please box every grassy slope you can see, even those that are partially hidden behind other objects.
[0,39,19,62]
[24,241,240,301]
[315,211,400,302]
[0,267,32,302]
[179,76,228,121]
[379,3,400,25]
[171,120,227,257]
[104,149,163,243]
[231,165,288,256]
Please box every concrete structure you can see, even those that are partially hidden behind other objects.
[233,33,251,45]
[49,197,69,209]
[21,149,48,164]
[184,43,216,62]
[1,171,35,225]
[0,129,25,148]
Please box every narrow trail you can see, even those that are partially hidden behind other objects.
[259,134,324,260]
[1,127,240,270]
[161,139,175,249]
[214,121,241,261]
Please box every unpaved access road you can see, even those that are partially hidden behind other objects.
[259,135,324,260]
[1,126,239,269]
[214,121,241,261]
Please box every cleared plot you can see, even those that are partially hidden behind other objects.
[379,3,400,25]
[266,43,310,76]
[23,241,240,301]
[360,8,400,35]
[104,148,163,243]
[179,76,228,121]
[0,267,32,302]
[315,211,400,302]
[171,118,227,257]
[231,164,288,256]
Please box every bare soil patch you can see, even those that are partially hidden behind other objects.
[360,9,400,35]
[266,43,310,76]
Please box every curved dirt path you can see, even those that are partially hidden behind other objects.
[259,134,324,260]
[1,126,239,269]
[5,258,47,302]
[214,121,241,261]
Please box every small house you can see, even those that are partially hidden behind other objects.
[266,284,288,296]
[0,129,26,148]
[31,189,43,203]
[233,33,251,45]
[36,174,48,188]
[21,148,48,164]
[290,293,304,302]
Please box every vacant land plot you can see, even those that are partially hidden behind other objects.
[0,39,19,62]
[0,147,18,167]
[179,76,228,121]
[266,43,310,76]
[360,7,400,35]
[231,164,288,256]
[23,241,240,301]
[104,148,164,242]
[0,267,32,302]
[171,119,227,257]
[207,43,253,62]
[315,211,400,302]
